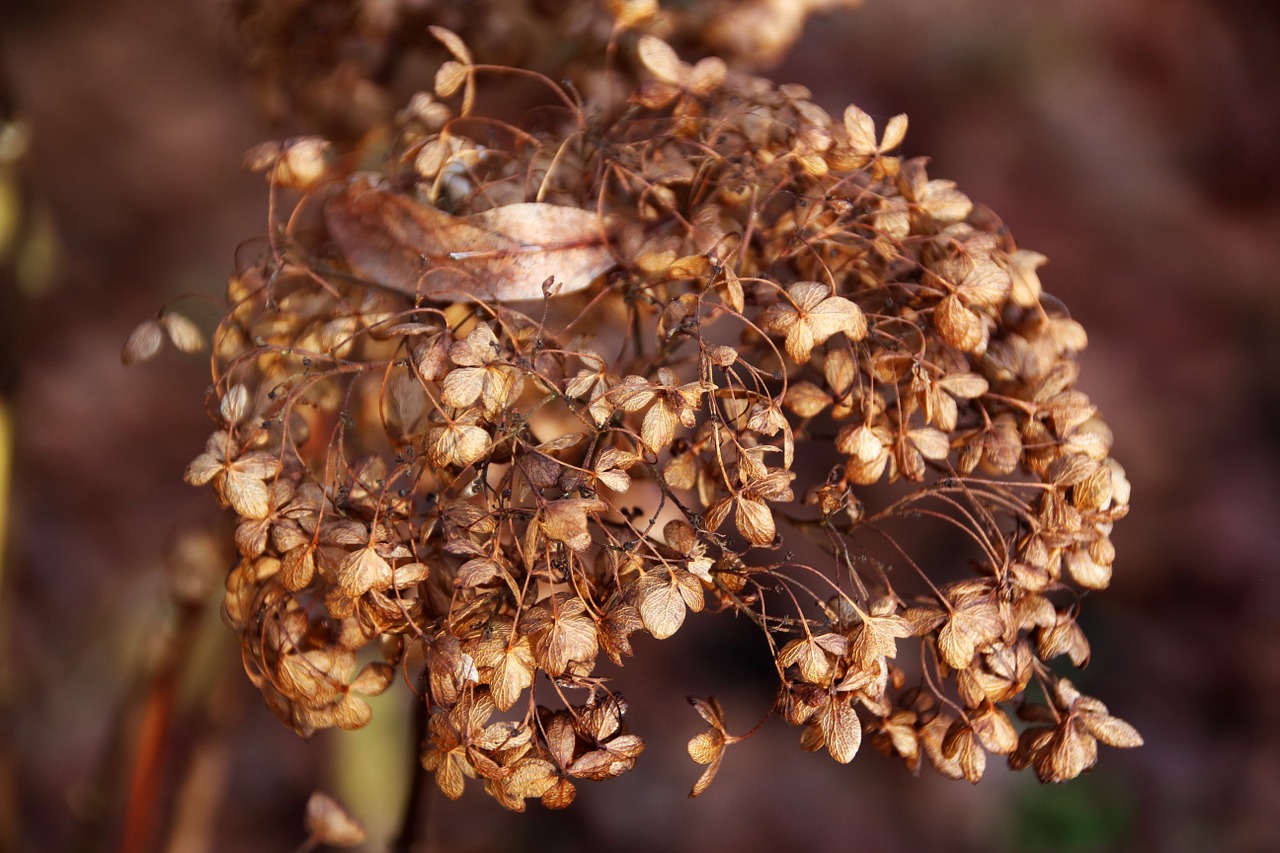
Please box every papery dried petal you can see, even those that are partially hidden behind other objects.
[305,791,366,847]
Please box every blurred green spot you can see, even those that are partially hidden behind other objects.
[1015,777,1134,853]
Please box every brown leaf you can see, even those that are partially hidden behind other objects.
[942,721,987,783]
[938,599,1004,670]
[432,751,468,800]
[1067,547,1112,590]
[920,713,965,779]
[304,791,366,847]
[434,60,468,98]
[524,595,598,676]
[937,371,989,399]
[567,749,621,781]
[281,545,316,591]
[819,697,862,764]
[122,319,164,365]
[637,35,684,85]
[160,312,205,353]
[778,637,834,684]
[504,757,558,803]
[718,266,745,313]
[1079,710,1143,749]
[488,636,536,711]
[935,293,986,352]
[880,114,909,151]
[427,422,491,469]
[336,545,393,599]
[687,729,724,766]
[1037,611,1091,667]
[1066,686,1143,749]
[220,384,251,426]
[544,712,577,767]
[918,180,973,222]
[1005,248,1047,307]
[734,494,776,547]
[440,367,487,409]
[456,557,503,589]
[843,105,878,157]
[685,696,740,797]
[1035,721,1098,782]
[428,25,472,64]
[848,612,913,664]
[908,427,951,461]
[541,777,577,809]
[687,730,725,798]
[542,498,607,552]
[325,179,615,302]
[611,0,658,29]
[349,661,396,696]
[956,256,1012,308]
[760,281,866,364]
[687,56,727,95]
[636,571,689,640]
[221,455,281,519]
[593,447,636,493]
[784,381,833,418]
[971,703,1018,756]
[575,693,628,743]
[598,602,644,664]
[688,696,727,732]
[640,399,678,451]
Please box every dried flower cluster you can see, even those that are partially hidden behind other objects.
[233,0,862,140]
[183,9,1139,812]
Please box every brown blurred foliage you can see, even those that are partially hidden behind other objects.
[2,1,1279,851]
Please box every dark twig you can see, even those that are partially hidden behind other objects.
[392,687,433,853]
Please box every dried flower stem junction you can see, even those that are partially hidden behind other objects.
[182,21,1140,811]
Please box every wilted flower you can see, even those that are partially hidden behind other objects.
[179,15,1138,816]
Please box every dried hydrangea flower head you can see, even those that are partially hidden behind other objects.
[185,18,1139,811]
[232,0,864,139]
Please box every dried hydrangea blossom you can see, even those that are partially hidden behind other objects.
[185,22,1139,810]
[232,0,863,140]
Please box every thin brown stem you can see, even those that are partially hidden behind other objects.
[118,596,206,853]
[392,687,433,853]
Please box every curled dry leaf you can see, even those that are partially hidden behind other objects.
[819,697,862,764]
[304,791,366,847]
[636,569,704,640]
[542,497,609,552]
[637,36,684,86]
[122,319,164,365]
[427,421,491,468]
[687,726,725,797]
[160,312,205,353]
[266,137,333,191]
[435,61,469,98]
[760,280,867,364]
[686,696,745,798]
[428,26,475,115]
[938,597,1004,670]
[735,494,776,547]
[325,178,615,302]
[428,25,472,65]
[219,384,251,427]
[609,0,658,29]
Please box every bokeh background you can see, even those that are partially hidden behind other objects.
[3,1,1279,851]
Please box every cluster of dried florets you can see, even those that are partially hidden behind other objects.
[185,22,1139,810]
[233,0,862,140]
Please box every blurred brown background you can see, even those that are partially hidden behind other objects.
[3,1,1279,851]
